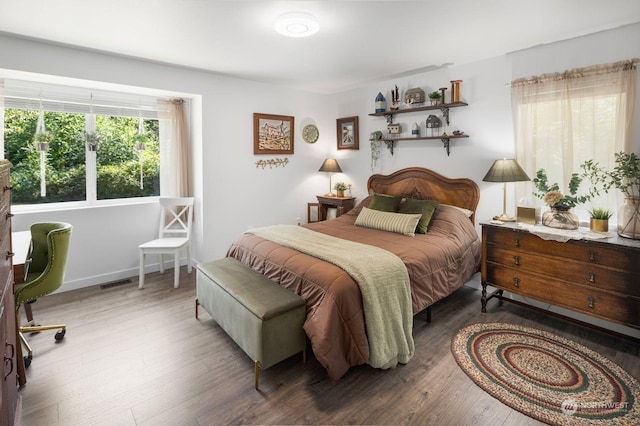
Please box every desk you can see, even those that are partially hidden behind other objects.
[12,231,31,284]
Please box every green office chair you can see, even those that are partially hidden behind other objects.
[14,222,72,368]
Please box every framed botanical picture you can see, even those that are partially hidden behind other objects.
[307,203,320,223]
[336,116,359,150]
[254,113,295,155]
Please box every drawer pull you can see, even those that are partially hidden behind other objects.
[589,272,595,283]
[513,237,520,247]
[513,255,520,266]
[588,296,595,309]
[5,212,13,219]
[589,250,596,262]
[6,251,14,260]
[513,277,520,288]
[2,185,10,193]
[4,342,14,380]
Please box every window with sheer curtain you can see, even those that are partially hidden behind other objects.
[511,59,638,217]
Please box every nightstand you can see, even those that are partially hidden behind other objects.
[315,196,356,221]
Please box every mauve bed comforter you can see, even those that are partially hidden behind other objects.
[226,199,481,381]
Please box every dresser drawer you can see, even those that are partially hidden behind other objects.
[485,227,640,271]
[487,246,640,297]
[485,264,640,328]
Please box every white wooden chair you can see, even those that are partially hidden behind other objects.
[139,197,194,289]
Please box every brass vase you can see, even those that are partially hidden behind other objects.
[589,218,609,233]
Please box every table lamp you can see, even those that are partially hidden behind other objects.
[482,158,530,222]
[318,158,342,197]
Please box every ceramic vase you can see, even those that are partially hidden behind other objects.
[542,206,579,230]
[617,196,640,239]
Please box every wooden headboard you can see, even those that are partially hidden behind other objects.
[367,167,480,222]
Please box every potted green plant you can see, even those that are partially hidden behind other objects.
[532,169,592,229]
[428,91,441,106]
[588,208,612,232]
[333,182,348,197]
[582,152,640,239]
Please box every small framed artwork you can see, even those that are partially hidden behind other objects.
[254,113,295,155]
[336,116,359,150]
[307,203,320,223]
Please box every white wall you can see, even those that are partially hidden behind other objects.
[1,24,639,336]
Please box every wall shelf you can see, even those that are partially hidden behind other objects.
[381,134,469,156]
[370,101,469,156]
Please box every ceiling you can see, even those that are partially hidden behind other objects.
[1,0,640,94]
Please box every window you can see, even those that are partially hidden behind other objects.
[511,59,638,214]
[1,79,163,206]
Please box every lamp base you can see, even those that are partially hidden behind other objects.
[494,214,517,222]
[324,192,336,197]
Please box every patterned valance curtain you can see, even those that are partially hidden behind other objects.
[511,59,639,211]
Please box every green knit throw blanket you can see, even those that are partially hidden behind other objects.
[248,225,414,369]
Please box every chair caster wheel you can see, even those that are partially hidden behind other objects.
[24,356,31,368]
[55,329,65,341]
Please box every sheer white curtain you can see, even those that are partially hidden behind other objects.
[158,98,192,197]
[512,59,638,214]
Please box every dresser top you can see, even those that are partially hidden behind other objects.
[481,221,640,250]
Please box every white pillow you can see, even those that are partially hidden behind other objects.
[355,207,422,237]
[441,204,474,218]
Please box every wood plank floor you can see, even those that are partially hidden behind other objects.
[16,269,639,425]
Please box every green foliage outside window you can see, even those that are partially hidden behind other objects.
[4,109,160,204]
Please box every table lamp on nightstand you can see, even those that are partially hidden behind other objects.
[482,158,530,222]
[318,158,342,197]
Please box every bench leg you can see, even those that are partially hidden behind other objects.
[195,299,199,319]
[255,361,260,390]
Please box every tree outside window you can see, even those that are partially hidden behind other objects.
[4,109,160,205]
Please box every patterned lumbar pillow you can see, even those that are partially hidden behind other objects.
[355,207,422,237]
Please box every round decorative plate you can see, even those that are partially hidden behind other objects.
[302,124,319,143]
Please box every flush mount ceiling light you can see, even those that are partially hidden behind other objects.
[275,12,319,37]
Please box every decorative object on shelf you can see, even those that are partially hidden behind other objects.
[391,85,400,110]
[318,158,342,196]
[387,123,401,136]
[588,207,612,232]
[450,80,462,103]
[483,158,531,222]
[375,92,386,113]
[369,131,383,172]
[255,157,290,169]
[533,168,592,230]
[333,181,348,197]
[452,130,464,136]
[425,114,442,137]
[428,91,441,105]
[336,116,359,150]
[439,87,447,103]
[253,113,294,154]
[302,123,319,144]
[411,122,420,137]
[582,151,640,239]
[404,88,425,106]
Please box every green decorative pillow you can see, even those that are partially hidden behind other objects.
[399,199,439,234]
[368,193,402,212]
[355,207,422,237]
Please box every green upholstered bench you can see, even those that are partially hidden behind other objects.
[195,257,306,389]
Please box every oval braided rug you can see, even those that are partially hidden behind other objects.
[451,323,640,425]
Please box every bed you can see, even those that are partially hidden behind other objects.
[227,167,481,381]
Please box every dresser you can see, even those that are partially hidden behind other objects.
[481,222,640,330]
[0,160,18,426]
